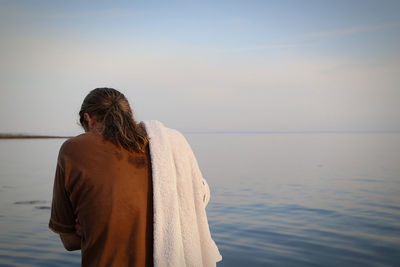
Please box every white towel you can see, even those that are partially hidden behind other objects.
[140,120,223,267]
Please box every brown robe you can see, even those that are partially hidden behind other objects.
[49,131,153,267]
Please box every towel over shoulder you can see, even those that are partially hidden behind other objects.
[140,120,222,267]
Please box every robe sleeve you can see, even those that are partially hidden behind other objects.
[48,149,76,235]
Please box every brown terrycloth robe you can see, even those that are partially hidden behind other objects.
[49,131,153,267]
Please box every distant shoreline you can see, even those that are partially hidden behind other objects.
[1,130,399,139]
[0,134,71,139]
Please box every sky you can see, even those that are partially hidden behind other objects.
[0,0,399,135]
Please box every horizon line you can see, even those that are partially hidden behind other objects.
[182,130,400,135]
[1,130,400,138]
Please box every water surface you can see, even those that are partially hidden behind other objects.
[0,133,399,266]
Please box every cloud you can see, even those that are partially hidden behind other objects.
[44,8,144,20]
[0,2,145,36]
[1,14,399,132]
[298,21,400,39]
[217,43,315,53]
[218,21,400,54]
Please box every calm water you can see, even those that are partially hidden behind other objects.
[0,133,400,266]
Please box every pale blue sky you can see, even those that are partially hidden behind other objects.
[0,0,399,135]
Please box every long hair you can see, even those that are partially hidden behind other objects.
[79,87,149,153]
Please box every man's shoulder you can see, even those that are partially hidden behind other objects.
[140,120,191,150]
[59,132,101,155]
[164,127,195,158]
[165,127,185,140]
[141,120,186,141]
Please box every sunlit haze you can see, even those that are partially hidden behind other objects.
[1,0,399,135]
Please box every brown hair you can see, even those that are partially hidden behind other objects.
[79,87,149,153]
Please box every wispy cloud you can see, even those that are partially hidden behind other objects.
[219,21,400,54]
[218,42,316,53]
[299,21,400,39]
[0,4,143,20]
[45,9,144,20]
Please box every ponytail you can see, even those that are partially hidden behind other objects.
[79,88,149,153]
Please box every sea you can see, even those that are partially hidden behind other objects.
[0,132,399,266]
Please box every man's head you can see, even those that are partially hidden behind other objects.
[79,87,149,153]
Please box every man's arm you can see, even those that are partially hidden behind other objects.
[49,147,82,251]
[60,233,81,251]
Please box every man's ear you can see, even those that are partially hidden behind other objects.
[84,113,96,130]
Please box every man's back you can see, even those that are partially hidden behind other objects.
[49,132,153,267]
